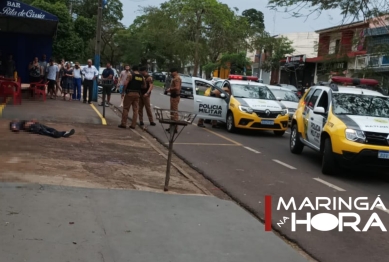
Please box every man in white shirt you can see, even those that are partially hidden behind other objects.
[81,59,98,104]
[72,62,82,101]
[46,58,59,99]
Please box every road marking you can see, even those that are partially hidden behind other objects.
[190,123,242,146]
[90,103,107,125]
[285,131,290,134]
[0,97,10,117]
[244,146,261,153]
[272,159,296,170]
[375,206,389,215]
[313,178,346,191]
[165,142,238,146]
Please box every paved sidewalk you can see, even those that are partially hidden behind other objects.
[0,183,309,262]
[0,94,311,261]
[2,98,117,125]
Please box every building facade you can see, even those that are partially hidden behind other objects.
[308,21,369,83]
[353,16,389,90]
[272,32,319,87]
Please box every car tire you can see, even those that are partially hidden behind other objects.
[290,124,304,154]
[274,131,285,136]
[226,112,236,133]
[322,138,337,175]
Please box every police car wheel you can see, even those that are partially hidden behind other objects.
[226,113,236,132]
[290,124,304,154]
[322,138,337,175]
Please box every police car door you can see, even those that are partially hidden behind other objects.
[192,77,227,121]
[306,89,323,148]
[311,90,330,148]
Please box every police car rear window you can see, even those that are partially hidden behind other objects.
[231,84,276,100]
[333,93,389,117]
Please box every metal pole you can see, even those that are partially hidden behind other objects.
[164,124,176,191]
[93,0,103,102]
[102,86,105,117]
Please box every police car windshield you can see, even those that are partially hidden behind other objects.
[231,84,276,100]
[271,89,299,102]
[332,93,389,117]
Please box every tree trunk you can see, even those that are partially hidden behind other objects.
[192,11,203,77]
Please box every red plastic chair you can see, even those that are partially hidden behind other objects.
[29,80,47,101]
[0,81,22,105]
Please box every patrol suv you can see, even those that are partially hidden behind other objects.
[290,83,389,175]
[192,76,289,136]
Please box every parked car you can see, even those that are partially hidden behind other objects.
[278,84,302,98]
[164,74,194,97]
[152,72,166,82]
[267,85,300,125]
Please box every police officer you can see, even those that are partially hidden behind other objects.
[139,66,156,126]
[166,68,181,133]
[118,65,146,129]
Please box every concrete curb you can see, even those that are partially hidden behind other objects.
[103,96,212,196]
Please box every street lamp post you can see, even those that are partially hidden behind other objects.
[92,0,103,102]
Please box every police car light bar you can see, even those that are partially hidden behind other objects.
[228,75,259,81]
[331,76,379,86]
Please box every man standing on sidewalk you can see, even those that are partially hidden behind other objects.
[117,64,131,107]
[39,54,48,81]
[99,62,114,107]
[118,65,146,129]
[46,58,59,99]
[81,59,98,104]
[72,62,82,101]
[139,66,156,126]
[166,68,181,133]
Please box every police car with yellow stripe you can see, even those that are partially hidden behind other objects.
[192,75,289,136]
[290,80,389,175]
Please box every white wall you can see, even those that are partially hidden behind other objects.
[275,32,319,58]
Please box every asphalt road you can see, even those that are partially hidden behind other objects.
[108,88,389,262]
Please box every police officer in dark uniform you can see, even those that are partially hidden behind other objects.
[118,65,146,129]
[139,66,156,126]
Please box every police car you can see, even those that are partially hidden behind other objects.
[290,79,389,175]
[267,85,299,125]
[192,75,289,136]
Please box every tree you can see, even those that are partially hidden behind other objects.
[253,34,295,72]
[242,8,265,32]
[267,0,386,21]
[30,0,84,60]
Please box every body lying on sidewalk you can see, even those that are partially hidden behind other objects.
[9,120,75,138]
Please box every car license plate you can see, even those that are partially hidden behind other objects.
[185,91,191,94]
[378,151,389,159]
[261,120,274,125]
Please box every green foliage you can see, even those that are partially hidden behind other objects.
[242,8,265,32]
[267,0,386,21]
[22,0,125,64]
[254,34,295,72]
[30,0,83,60]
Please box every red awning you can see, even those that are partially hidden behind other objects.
[305,51,367,63]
